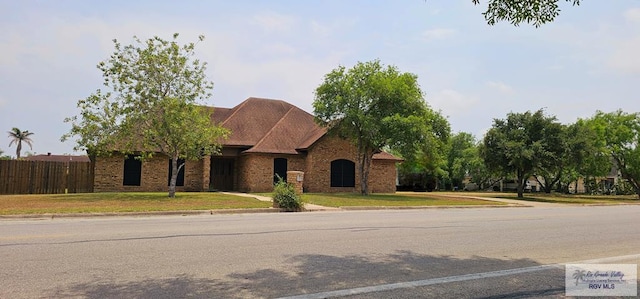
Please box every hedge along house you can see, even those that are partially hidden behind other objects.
[93,97,402,193]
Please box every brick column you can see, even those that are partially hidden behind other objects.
[287,171,304,194]
[201,155,211,191]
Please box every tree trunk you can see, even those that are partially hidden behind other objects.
[544,178,553,193]
[360,152,373,195]
[628,178,640,200]
[619,170,640,200]
[168,155,179,198]
[16,142,22,159]
[516,169,525,198]
[535,172,561,193]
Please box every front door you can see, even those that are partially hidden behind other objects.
[210,158,235,191]
[274,158,287,184]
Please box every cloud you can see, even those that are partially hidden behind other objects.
[250,11,297,34]
[604,8,640,74]
[421,28,456,41]
[546,64,564,71]
[310,20,331,38]
[608,38,640,74]
[205,45,346,112]
[624,7,640,23]
[486,81,514,94]
[428,89,478,115]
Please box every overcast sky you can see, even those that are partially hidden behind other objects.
[1,1,639,157]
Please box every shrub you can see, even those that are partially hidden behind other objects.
[272,177,303,211]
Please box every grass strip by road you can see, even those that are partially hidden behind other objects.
[446,192,640,204]
[0,192,271,215]
[301,192,506,207]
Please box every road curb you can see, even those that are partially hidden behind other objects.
[6,202,603,219]
[0,204,532,219]
[0,208,281,219]
[338,204,526,210]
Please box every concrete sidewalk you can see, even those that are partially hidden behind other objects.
[221,192,340,211]
[433,193,566,208]
[222,191,571,210]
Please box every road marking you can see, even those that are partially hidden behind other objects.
[277,254,640,299]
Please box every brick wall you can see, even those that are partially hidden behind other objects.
[201,155,211,191]
[369,159,397,193]
[236,153,305,193]
[94,154,206,192]
[94,155,124,192]
[287,171,304,194]
[304,136,359,193]
[93,141,398,194]
[304,136,398,193]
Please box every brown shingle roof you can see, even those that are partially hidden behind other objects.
[373,151,404,161]
[213,97,401,160]
[213,97,326,154]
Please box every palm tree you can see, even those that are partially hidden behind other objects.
[572,269,586,286]
[8,127,34,159]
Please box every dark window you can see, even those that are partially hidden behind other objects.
[123,155,142,186]
[168,159,185,186]
[274,158,288,184]
[331,159,355,187]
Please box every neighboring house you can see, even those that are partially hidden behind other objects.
[93,97,402,193]
[24,153,91,163]
[464,164,621,194]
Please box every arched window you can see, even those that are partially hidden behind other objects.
[330,159,355,187]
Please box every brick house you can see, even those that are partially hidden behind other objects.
[93,97,401,193]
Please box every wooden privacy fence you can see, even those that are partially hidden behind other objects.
[0,160,94,194]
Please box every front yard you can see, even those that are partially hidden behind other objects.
[0,192,271,215]
[457,192,640,204]
[301,192,506,207]
[1,191,637,216]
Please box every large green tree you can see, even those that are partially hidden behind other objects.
[482,109,564,198]
[587,110,640,199]
[63,34,228,198]
[530,123,568,193]
[396,112,450,191]
[314,60,448,195]
[445,132,477,190]
[559,119,610,193]
[472,0,581,27]
[8,127,34,159]
[469,142,503,190]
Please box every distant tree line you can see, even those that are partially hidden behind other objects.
[398,109,640,199]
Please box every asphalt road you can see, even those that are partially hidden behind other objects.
[1,205,639,298]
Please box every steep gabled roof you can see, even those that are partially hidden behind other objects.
[213,97,326,154]
[212,97,401,161]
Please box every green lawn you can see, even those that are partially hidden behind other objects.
[4,191,632,216]
[0,192,271,215]
[496,194,640,204]
[446,191,640,204]
[301,192,506,207]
